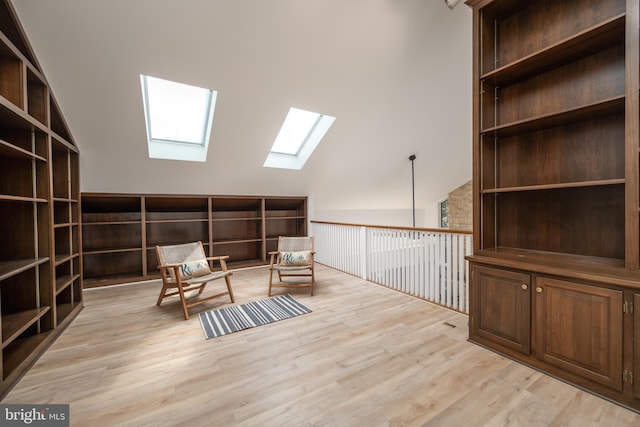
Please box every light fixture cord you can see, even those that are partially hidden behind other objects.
[409,155,416,227]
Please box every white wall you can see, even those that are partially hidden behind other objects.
[13,0,472,229]
[307,3,473,228]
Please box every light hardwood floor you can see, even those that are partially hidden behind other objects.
[4,264,640,426]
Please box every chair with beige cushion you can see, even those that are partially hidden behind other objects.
[268,236,315,296]
[156,241,234,320]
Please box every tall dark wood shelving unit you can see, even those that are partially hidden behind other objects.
[0,0,82,398]
[466,0,640,411]
[81,193,307,287]
[211,197,264,265]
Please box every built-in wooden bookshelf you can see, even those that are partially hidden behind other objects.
[466,0,640,412]
[265,198,307,254]
[81,193,307,287]
[211,197,264,266]
[0,0,82,398]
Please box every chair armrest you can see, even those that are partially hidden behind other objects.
[269,251,279,267]
[207,255,230,271]
[157,262,182,269]
[156,263,182,284]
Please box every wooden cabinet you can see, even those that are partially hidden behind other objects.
[265,197,307,253]
[470,265,632,405]
[534,277,623,391]
[145,196,209,275]
[466,0,640,410]
[472,0,627,260]
[82,195,143,284]
[211,197,263,265]
[470,265,530,354]
[0,0,82,397]
[51,141,82,326]
[81,193,307,287]
[635,293,640,399]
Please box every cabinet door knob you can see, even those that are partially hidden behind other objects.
[536,287,543,293]
[521,284,528,290]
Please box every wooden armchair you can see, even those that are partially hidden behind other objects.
[268,236,315,296]
[156,241,234,320]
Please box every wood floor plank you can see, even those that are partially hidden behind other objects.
[3,264,640,426]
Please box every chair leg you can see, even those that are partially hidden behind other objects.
[177,283,189,320]
[198,283,207,294]
[225,276,235,303]
[156,283,168,306]
[268,268,274,296]
[310,267,315,296]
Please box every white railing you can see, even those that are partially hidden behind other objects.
[311,221,472,313]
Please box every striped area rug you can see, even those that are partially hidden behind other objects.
[198,294,312,339]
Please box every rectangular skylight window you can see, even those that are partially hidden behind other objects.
[264,107,335,170]
[271,108,322,155]
[140,75,216,162]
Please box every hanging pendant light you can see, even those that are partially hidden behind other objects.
[444,0,463,9]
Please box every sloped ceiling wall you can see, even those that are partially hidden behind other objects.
[12,0,472,227]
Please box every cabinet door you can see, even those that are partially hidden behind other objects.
[535,277,623,391]
[470,265,531,354]
[635,294,640,398]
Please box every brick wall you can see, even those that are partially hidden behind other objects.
[447,180,472,231]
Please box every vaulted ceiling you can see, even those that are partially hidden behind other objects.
[11,0,472,227]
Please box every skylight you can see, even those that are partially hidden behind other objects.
[140,75,217,162]
[264,107,335,170]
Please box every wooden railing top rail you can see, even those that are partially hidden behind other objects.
[310,220,473,235]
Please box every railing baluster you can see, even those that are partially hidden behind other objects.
[452,234,459,310]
